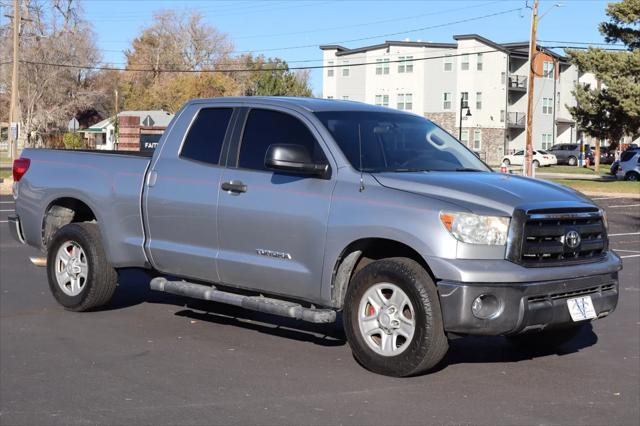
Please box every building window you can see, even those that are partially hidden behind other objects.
[327,96,334,99]
[444,55,453,71]
[341,60,350,77]
[542,133,553,150]
[476,92,482,110]
[397,93,412,110]
[500,110,505,122]
[398,56,413,73]
[542,97,553,115]
[543,61,554,78]
[443,92,452,110]
[375,94,389,107]
[342,95,349,100]
[473,129,482,150]
[375,58,389,75]
[501,71,506,85]
[461,54,470,71]
[327,61,334,77]
[461,92,469,109]
[477,53,483,71]
[460,129,469,146]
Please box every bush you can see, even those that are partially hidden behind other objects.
[62,132,85,149]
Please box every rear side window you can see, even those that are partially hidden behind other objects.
[567,144,578,150]
[238,109,327,171]
[180,108,233,165]
[621,151,636,162]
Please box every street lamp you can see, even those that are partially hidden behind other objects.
[459,95,472,142]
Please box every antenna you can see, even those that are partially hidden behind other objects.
[358,124,365,192]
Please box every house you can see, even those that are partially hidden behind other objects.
[321,35,581,164]
[82,110,174,151]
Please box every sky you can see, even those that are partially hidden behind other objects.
[54,0,616,94]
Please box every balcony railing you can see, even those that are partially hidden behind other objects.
[507,112,526,127]
[508,75,527,90]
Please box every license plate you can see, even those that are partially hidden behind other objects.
[567,296,597,322]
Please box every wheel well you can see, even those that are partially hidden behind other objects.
[331,238,434,308]
[42,197,97,247]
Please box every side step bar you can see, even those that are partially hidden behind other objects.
[150,277,336,324]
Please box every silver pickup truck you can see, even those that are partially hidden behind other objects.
[8,97,622,377]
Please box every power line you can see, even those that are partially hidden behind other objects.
[230,7,523,54]
[16,48,505,73]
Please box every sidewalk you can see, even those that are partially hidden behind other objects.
[535,172,616,181]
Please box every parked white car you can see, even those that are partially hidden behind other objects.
[616,150,640,181]
[538,149,558,165]
[501,150,553,168]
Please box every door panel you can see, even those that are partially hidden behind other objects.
[144,107,234,282]
[216,108,335,301]
[217,169,334,300]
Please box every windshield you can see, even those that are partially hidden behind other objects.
[315,111,492,173]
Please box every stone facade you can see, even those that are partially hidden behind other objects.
[426,112,505,165]
[424,112,456,136]
[118,115,141,151]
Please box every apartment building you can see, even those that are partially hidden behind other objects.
[321,34,579,164]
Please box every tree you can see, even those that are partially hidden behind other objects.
[120,10,237,112]
[567,0,640,152]
[0,0,107,147]
[237,56,313,97]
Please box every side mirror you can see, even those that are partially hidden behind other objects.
[265,144,329,178]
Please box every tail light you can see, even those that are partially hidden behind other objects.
[12,158,31,182]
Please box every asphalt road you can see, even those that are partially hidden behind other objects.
[1,194,638,425]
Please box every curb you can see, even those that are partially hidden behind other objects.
[536,173,615,181]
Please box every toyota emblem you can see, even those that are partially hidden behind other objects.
[564,230,581,249]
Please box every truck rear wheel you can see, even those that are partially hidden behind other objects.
[343,258,448,377]
[46,223,117,312]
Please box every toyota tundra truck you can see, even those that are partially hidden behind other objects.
[7,97,622,377]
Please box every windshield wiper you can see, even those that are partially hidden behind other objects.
[455,168,485,172]
[392,168,431,173]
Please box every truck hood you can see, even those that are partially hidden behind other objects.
[373,171,592,216]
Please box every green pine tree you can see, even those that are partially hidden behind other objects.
[567,0,640,147]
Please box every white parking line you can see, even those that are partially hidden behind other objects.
[0,220,6,223]
[621,254,640,259]
[608,232,640,237]
[608,204,640,209]
[592,196,633,200]
[615,249,640,253]
[0,209,14,212]
[0,201,14,204]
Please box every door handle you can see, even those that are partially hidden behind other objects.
[147,170,158,187]
[221,180,247,193]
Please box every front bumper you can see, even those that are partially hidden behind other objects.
[7,215,26,244]
[437,272,619,335]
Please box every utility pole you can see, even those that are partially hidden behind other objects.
[524,0,538,177]
[8,0,20,161]
[594,78,602,173]
[114,89,119,150]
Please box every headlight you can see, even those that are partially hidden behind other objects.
[440,212,510,245]
[601,209,609,232]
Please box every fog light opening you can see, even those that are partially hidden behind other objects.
[471,294,502,320]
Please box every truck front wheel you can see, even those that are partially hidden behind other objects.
[343,258,448,377]
[46,223,117,312]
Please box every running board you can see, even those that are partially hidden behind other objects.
[150,277,336,324]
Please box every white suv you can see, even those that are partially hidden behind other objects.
[616,150,640,181]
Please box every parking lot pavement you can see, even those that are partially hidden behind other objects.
[1,194,638,425]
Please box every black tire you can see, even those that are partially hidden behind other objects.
[343,258,448,377]
[46,223,117,311]
[506,324,585,349]
[532,160,540,168]
[502,158,511,166]
[625,171,639,181]
[568,156,577,166]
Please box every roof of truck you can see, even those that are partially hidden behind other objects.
[188,96,404,113]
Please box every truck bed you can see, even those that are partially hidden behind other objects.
[15,148,151,268]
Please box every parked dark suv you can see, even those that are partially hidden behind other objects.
[548,143,592,166]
